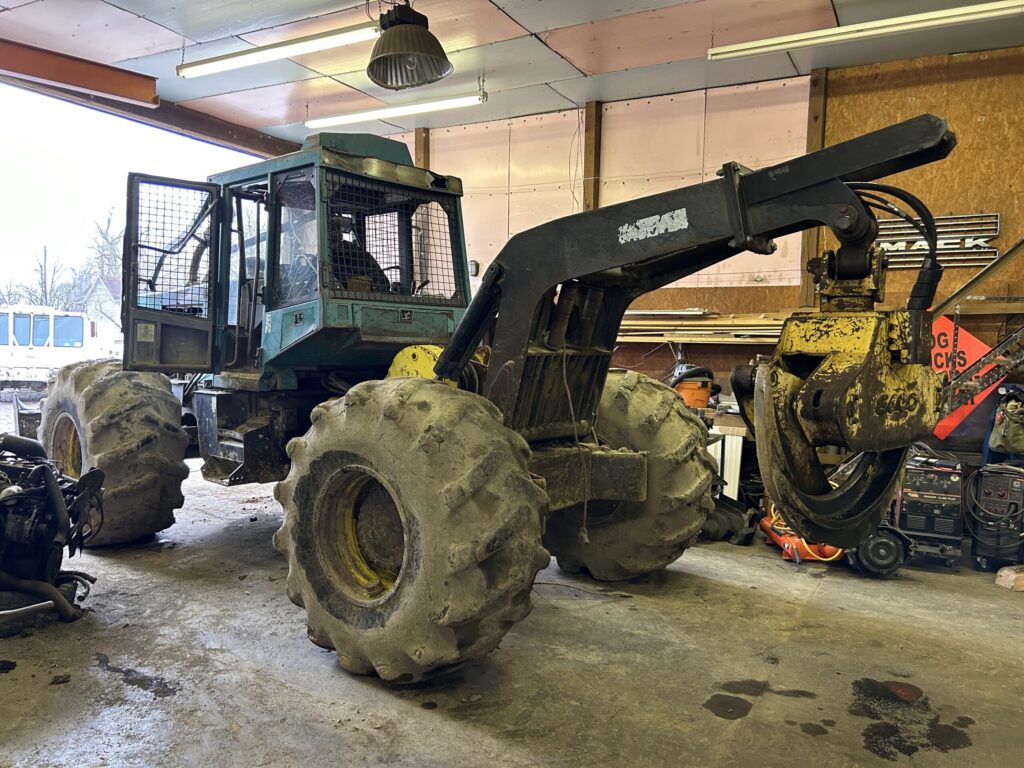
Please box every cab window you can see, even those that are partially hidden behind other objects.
[274,169,318,308]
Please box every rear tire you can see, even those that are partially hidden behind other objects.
[273,378,549,683]
[544,370,716,580]
[39,360,188,546]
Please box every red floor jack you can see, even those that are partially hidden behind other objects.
[759,502,845,563]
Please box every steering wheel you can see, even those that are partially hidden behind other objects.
[282,253,318,302]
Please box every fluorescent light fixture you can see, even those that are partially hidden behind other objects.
[305,91,487,129]
[707,0,1024,60]
[177,21,380,78]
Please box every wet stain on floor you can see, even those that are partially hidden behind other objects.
[849,678,972,761]
[719,679,817,699]
[702,694,753,720]
[96,653,177,698]
[800,722,828,737]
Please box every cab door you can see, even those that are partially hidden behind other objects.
[123,173,221,372]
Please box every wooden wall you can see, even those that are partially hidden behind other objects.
[823,46,1024,326]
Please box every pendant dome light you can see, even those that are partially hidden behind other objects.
[366,2,454,90]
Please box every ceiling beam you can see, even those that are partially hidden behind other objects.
[0,38,158,107]
[0,75,300,158]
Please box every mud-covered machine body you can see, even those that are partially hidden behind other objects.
[121,133,474,485]
[35,115,955,680]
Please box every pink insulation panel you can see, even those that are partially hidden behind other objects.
[179,77,384,128]
[540,1,834,76]
[0,0,185,63]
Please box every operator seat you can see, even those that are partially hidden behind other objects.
[328,216,392,294]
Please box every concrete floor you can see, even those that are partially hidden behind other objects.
[2,459,1023,767]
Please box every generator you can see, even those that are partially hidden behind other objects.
[846,452,963,576]
[896,455,965,568]
[967,464,1024,571]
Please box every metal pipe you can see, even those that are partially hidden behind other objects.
[0,600,56,621]
[0,570,78,621]
[247,203,263,361]
[932,236,1024,317]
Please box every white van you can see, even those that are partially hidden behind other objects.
[0,305,116,390]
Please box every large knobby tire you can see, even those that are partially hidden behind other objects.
[273,378,549,683]
[39,360,188,546]
[544,370,716,580]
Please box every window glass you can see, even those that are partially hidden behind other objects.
[274,169,318,307]
[13,313,30,345]
[54,315,84,347]
[0,313,7,345]
[227,188,268,325]
[32,315,51,346]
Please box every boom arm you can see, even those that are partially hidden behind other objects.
[437,115,953,428]
[436,114,957,548]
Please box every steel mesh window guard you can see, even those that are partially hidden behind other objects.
[134,182,215,318]
[324,169,464,306]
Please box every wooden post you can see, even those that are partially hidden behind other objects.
[414,127,430,169]
[583,101,602,211]
[799,68,827,307]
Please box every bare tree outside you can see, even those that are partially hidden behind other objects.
[3,212,124,318]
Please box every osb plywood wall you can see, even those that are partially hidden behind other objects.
[824,46,1024,315]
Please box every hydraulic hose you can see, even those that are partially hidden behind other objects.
[26,464,71,547]
[0,570,79,621]
[0,433,47,458]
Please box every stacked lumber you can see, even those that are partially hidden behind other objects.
[616,309,791,345]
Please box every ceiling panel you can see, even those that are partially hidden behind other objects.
[539,4,711,75]
[538,0,833,76]
[383,84,574,130]
[832,0,994,25]
[710,0,835,47]
[334,36,580,103]
[789,15,1024,72]
[494,0,692,32]
[240,0,527,77]
[547,54,797,104]
[117,38,322,102]
[106,1,365,43]
[178,77,386,129]
[0,0,186,63]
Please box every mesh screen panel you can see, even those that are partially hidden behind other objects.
[134,181,215,318]
[324,169,464,306]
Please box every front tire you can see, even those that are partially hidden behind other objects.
[273,378,549,683]
[544,370,716,580]
[39,360,189,546]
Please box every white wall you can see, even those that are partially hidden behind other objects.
[398,76,810,292]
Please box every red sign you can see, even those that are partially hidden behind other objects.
[931,316,1002,439]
